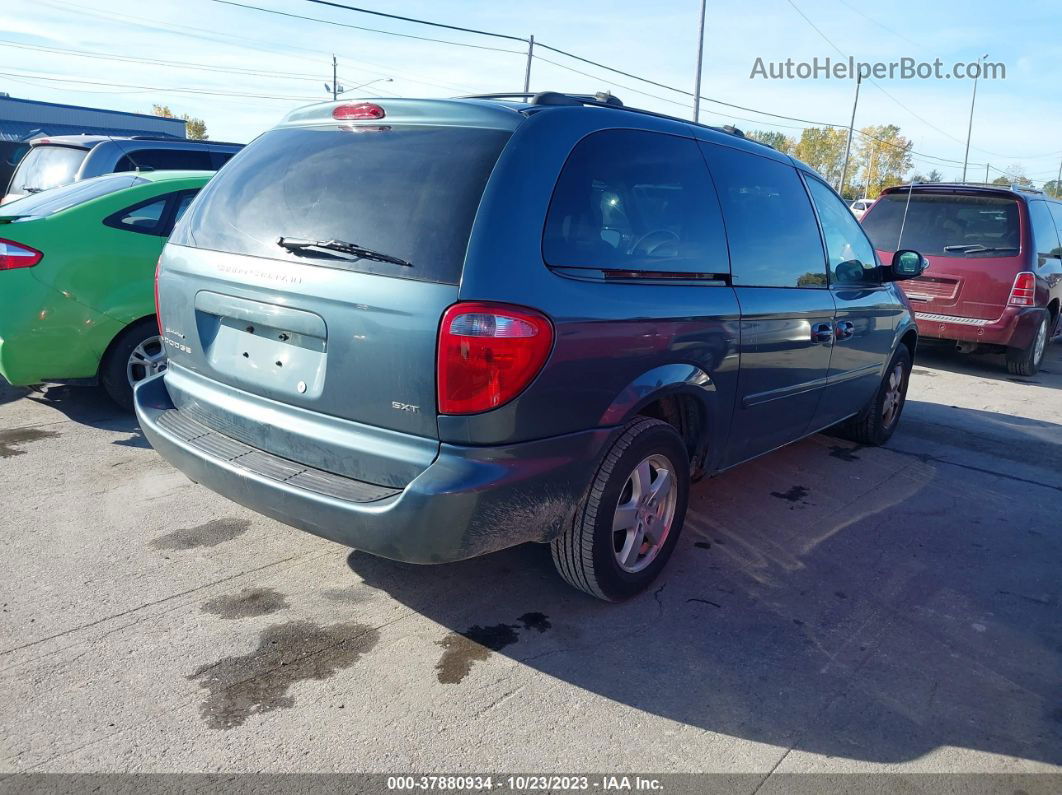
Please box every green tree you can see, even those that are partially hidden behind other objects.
[746,129,796,154]
[1044,180,1061,198]
[853,125,913,198]
[793,127,849,187]
[151,104,209,140]
[991,165,1033,187]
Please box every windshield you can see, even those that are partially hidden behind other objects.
[171,125,512,284]
[862,192,1022,257]
[0,174,148,219]
[7,145,89,195]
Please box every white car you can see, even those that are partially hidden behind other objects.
[850,199,874,219]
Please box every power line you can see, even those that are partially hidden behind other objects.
[214,1,525,54]
[301,0,528,42]
[0,69,322,101]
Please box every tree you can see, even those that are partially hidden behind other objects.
[852,125,913,199]
[151,104,209,140]
[991,165,1033,187]
[746,129,796,154]
[1044,180,1061,198]
[793,126,849,187]
[909,169,942,184]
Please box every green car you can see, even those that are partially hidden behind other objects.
[0,171,211,409]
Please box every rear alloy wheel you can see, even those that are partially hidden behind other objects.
[551,417,689,601]
[1006,314,1048,377]
[101,319,168,412]
[832,345,912,446]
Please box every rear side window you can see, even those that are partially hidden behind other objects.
[701,144,827,287]
[9,145,88,193]
[1028,201,1061,259]
[1051,204,1062,255]
[114,148,214,172]
[172,126,511,284]
[543,129,729,274]
[104,188,201,237]
[0,174,147,218]
[863,193,1021,257]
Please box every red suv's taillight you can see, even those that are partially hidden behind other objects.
[0,238,42,270]
[437,302,553,415]
[154,255,163,333]
[1008,272,1036,307]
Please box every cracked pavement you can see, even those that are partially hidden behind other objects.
[1,342,1059,778]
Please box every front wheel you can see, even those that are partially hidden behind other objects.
[551,417,690,601]
[100,318,168,412]
[1006,313,1048,377]
[832,345,912,446]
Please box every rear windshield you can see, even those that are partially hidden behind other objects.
[8,145,89,194]
[0,174,147,219]
[862,192,1021,257]
[171,125,512,284]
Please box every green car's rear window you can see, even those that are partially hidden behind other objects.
[0,174,148,219]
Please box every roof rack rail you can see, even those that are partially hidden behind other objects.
[456,90,763,145]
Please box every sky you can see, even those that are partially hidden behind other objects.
[3,0,1061,185]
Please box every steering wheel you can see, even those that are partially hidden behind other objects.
[628,229,680,257]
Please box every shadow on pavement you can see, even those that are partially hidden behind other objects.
[347,407,1061,765]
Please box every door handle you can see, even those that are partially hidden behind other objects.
[835,320,855,341]
[811,322,834,343]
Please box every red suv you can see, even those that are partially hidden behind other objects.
[862,184,1062,375]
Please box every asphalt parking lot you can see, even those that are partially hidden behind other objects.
[1,343,1059,777]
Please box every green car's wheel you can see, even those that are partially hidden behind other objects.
[100,318,167,412]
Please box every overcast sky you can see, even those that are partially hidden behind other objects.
[4,0,1061,183]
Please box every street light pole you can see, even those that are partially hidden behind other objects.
[838,74,861,197]
[523,35,535,94]
[961,53,988,183]
[332,54,338,101]
[692,0,707,122]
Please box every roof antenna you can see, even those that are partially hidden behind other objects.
[896,181,915,250]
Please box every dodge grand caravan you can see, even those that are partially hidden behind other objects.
[136,92,926,600]
[862,183,1062,376]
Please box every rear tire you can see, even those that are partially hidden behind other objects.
[832,345,912,446]
[100,319,167,412]
[551,417,689,601]
[1006,313,1048,377]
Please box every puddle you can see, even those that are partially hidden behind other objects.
[435,612,552,685]
[150,518,250,551]
[770,485,809,503]
[188,620,379,729]
[202,587,289,620]
[0,427,59,458]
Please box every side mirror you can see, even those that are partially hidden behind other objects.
[886,249,928,281]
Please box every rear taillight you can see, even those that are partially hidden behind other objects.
[1008,272,1036,307]
[437,302,553,415]
[154,255,163,333]
[0,238,42,270]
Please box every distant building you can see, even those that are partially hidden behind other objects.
[0,93,186,189]
[0,93,186,141]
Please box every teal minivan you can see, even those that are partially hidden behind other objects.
[137,92,926,600]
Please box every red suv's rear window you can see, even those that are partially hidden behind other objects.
[863,193,1021,258]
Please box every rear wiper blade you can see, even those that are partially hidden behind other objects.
[943,244,1018,253]
[277,236,411,267]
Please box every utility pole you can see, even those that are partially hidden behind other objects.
[1055,158,1062,198]
[523,35,534,94]
[962,53,988,183]
[863,144,876,200]
[985,162,990,184]
[838,74,861,197]
[692,0,706,122]
[331,54,338,101]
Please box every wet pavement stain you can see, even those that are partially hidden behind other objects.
[202,587,289,620]
[828,445,862,462]
[435,613,551,685]
[188,620,379,730]
[150,518,250,551]
[0,427,59,458]
[694,541,712,550]
[771,485,809,503]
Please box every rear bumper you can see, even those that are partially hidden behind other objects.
[135,373,611,564]
[913,306,1043,348]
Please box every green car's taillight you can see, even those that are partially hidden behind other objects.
[0,238,43,270]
